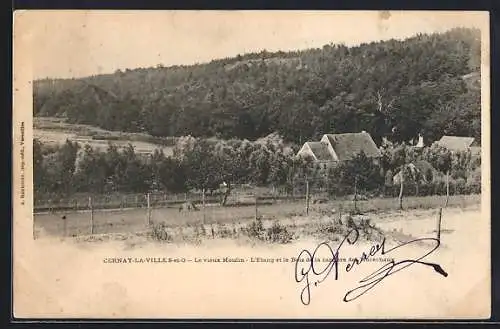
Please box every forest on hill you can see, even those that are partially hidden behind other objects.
[33,27,481,146]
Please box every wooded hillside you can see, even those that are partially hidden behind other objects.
[33,27,481,145]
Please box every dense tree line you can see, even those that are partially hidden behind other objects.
[341,140,481,201]
[34,135,301,199]
[34,28,481,145]
[34,135,481,203]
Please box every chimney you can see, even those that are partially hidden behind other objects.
[416,133,424,148]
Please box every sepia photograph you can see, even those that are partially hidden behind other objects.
[13,10,490,319]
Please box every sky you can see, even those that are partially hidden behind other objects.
[14,10,488,79]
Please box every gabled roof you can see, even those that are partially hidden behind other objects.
[323,132,381,161]
[306,142,332,161]
[435,136,475,152]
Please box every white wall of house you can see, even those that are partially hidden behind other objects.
[320,135,339,161]
[296,143,317,160]
[318,161,336,171]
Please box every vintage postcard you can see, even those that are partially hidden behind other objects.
[12,10,490,319]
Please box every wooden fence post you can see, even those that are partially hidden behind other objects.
[89,196,94,235]
[305,178,310,215]
[255,195,258,220]
[354,176,358,212]
[445,171,450,208]
[202,188,206,225]
[232,222,237,237]
[146,193,151,226]
[63,216,67,237]
[437,207,443,241]
[398,170,404,210]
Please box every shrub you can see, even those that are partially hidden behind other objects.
[193,224,207,238]
[245,217,265,240]
[316,219,347,240]
[465,178,481,194]
[265,221,293,244]
[451,177,467,195]
[199,224,207,236]
[346,215,356,229]
[215,223,233,238]
[151,222,172,242]
[359,221,383,241]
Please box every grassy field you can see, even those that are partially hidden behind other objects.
[34,194,480,239]
[26,205,486,318]
[34,117,174,156]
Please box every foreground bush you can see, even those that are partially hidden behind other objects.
[243,217,293,244]
[245,217,266,240]
[150,222,172,242]
[265,221,294,244]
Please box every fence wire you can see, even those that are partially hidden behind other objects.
[33,182,479,239]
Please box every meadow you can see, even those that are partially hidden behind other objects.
[34,117,174,155]
[25,205,487,318]
[34,194,480,241]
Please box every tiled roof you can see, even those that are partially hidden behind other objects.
[306,142,332,161]
[436,136,475,152]
[323,132,381,161]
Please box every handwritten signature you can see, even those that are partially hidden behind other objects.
[294,221,448,305]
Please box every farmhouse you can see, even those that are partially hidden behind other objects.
[296,131,382,167]
[433,135,480,156]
